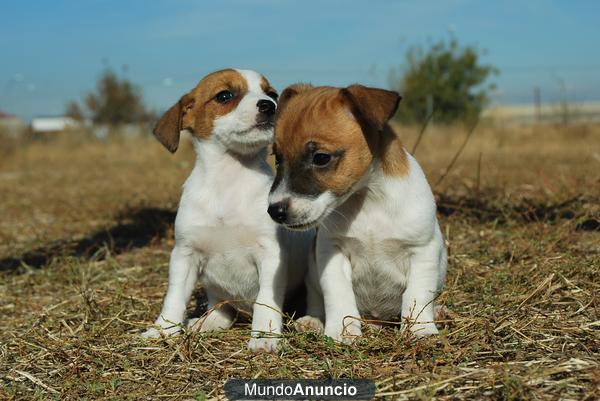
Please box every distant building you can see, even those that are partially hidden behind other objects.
[0,110,27,136]
[30,116,80,133]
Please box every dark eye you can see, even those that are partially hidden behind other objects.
[312,153,331,167]
[215,90,234,103]
[267,91,278,101]
[274,152,282,166]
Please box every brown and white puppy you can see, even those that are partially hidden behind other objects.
[141,69,311,352]
[268,84,447,342]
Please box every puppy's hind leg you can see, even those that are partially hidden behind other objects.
[187,293,236,332]
[142,246,202,338]
[295,275,325,333]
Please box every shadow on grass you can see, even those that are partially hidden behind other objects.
[436,192,599,230]
[0,207,175,273]
[2,194,598,274]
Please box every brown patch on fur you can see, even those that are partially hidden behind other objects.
[340,85,407,177]
[276,87,372,195]
[379,125,409,177]
[153,93,194,153]
[277,83,314,114]
[274,84,407,195]
[153,69,249,152]
[259,76,277,98]
[341,84,401,131]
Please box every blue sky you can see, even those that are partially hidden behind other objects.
[1,0,599,120]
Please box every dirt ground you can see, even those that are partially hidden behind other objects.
[1,122,598,400]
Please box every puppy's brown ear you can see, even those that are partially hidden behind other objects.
[341,84,401,131]
[277,83,313,114]
[153,94,194,153]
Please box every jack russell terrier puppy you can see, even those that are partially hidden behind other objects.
[142,69,311,352]
[267,83,447,343]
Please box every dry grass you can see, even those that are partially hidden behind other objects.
[1,123,598,400]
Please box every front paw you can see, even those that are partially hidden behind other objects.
[294,316,324,333]
[140,327,162,339]
[407,322,439,337]
[140,322,182,338]
[325,317,362,344]
[248,336,280,352]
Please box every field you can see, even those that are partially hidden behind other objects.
[1,122,598,400]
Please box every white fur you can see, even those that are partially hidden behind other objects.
[211,69,275,155]
[142,69,311,352]
[270,151,447,342]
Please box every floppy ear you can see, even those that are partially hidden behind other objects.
[341,84,401,131]
[153,94,194,153]
[277,83,313,114]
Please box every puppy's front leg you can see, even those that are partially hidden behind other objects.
[247,239,286,352]
[317,234,361,344]
[402,240,442,336]
[142,246,201,338]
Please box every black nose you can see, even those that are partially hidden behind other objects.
[257,99,276,116]
[267,201,288,224]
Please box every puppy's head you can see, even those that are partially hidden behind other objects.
[153,69,278,155]
[268,84,401,230]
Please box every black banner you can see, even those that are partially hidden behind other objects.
[224,379,375,400]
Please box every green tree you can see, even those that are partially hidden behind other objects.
[391,37,498,124]
[66,69,150,126]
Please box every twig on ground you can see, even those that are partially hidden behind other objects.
[411,112,435,155]
[435,120,479,189]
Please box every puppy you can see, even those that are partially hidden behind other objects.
[142,69,310,352]
[267,84,447,342]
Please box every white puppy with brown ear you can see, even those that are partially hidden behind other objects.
[141,69,310,352]
[268,84,447,343]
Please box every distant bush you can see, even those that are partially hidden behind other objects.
[66,69,153,127]
[0,126,18,160]
[391,37,498,125]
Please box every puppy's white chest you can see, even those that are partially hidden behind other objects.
[202,248,260,309]
[175,160,275,306]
